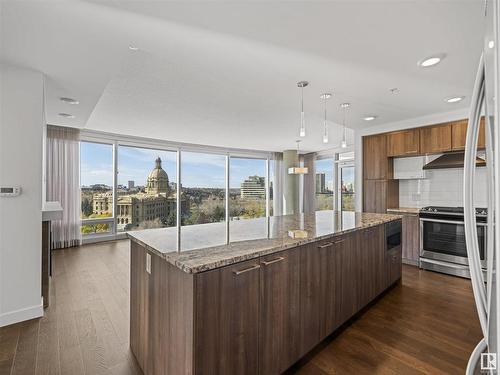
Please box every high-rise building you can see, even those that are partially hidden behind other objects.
[240,175,265,199]
[128,180,135,189]
[316,173,326,193]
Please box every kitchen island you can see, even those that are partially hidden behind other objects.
[128,210,402,375]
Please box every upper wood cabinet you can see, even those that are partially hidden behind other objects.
[363,134,392,180]
[452,118,486,151]
[419,123,452,154]
[387,129,420,157]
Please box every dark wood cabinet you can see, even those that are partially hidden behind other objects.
[130,221,402,375]
[387,248,402,286]
[419,123,452,154]
[318,234,352,338]
[363,134,392,180]
[387,129,420,157]
[196,258,260,375]
[402,213,419,265]
[362,134,398,214]
[130,242,194,375]
[452,118,486,151]
[299,242,323,356]
[356,227,379,309]
[336,233,358,325]
[363,179,399,214]
[259,249,301,375]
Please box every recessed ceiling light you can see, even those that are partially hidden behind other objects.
[59,97,79,105]
[389,87,399,94]
[445,96,465,103]
[320,93,332,99]
[58,113,75,118]
[363,116,377,121]
[418,53,446,68]
[128,45,139,51]
[340,102,350,108]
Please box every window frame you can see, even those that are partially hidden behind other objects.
[314,151,356,212]
[79,130,272,245]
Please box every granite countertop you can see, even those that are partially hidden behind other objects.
[127,210,402,274]
[387,207,420,214]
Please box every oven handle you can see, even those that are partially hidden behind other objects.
[419,218,487,226]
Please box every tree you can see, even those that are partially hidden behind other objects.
[81,197,93,217]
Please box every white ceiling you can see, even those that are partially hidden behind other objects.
[0,0,485,152]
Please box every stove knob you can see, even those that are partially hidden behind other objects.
[433,208,437,212]
[481,210,487,215]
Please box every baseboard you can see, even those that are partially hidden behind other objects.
[0,301,43,327]
[402,258,419,266]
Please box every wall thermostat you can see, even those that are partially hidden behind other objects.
[0,186,21,197]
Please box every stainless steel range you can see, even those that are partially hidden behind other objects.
[419,206,487,278]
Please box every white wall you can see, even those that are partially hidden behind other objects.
[0,64,44,326]
[354,108,470,211]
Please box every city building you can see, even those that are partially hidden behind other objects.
[128,180,135,189]
[93,157,179,230]
[240,175,266,199]
[316,172,326,193]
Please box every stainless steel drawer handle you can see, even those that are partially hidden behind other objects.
[334,239,345,244]
[261,257,285,266]
[318,242,334,249]
[233,264,261,275]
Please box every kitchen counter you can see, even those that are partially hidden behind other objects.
[128,210,401,274]
[387,207,420,215]
[129,211,403,375]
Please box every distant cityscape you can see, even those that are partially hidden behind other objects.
[315,172,354,194]
[315,171,355,211]
[81,157,267,233]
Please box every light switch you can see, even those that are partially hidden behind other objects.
[146,253,151,274]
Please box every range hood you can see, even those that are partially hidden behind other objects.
[422,152,486,170]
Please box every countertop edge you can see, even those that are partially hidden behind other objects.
[128,215,402,274]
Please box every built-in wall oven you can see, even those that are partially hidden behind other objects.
[419,206,487,278]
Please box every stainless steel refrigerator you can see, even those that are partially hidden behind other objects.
[465,0,499,373]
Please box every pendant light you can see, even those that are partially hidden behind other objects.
[320,93,332,143]
[340,102,350,148]
[288,140,309,174]
[297,81,309,137]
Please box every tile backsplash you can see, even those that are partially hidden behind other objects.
[399,167,488,208]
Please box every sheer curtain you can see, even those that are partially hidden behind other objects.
[271,152,284,216]
[302,152,316,214]
[46,125,81,248]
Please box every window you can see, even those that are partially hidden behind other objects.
[117,145,177,232]
[339,164,355,211]
[80,142,114,234]
[229,157,266,220]
[78,134,273,242]
[181,152,226,226]
[315,158,334,211]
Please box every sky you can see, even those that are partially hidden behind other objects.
[80,142,267,188]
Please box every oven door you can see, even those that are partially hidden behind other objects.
[420,218,487,267]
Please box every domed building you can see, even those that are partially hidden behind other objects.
[146,157,170,195]
[92,156,186,231]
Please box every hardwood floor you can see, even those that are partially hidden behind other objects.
[0,240,481,375]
